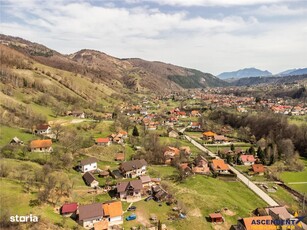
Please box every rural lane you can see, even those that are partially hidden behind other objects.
[184,134,279,206]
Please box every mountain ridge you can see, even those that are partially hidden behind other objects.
[218,67,272,79]
[0,34,227,91]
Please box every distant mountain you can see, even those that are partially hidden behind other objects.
[230,74,307,86]
[218,68,272,79]
[277,69,299,76]
[277,68,307,76]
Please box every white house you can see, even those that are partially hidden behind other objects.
[119,159,147,178]
[240,155,256,166]
[80,157,98,173]
[35,124,52,135]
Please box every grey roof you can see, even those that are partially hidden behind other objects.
[120,159,147,172]
[214,135,228,141]
[82,172,97,186]
[116,180,143,193]
[139,175,151,184]
[78,203,103,221]
[80,157,97,166]
[10,137,23,143]
[266,207,291,220]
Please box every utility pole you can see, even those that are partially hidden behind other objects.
[303,193,305,213]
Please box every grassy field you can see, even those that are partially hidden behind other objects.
[0,178,77,229]
[280,158,307,193]
[0,125,35,147]
[28,102,55,120]
[288,115,307,126]
[123,199,173,229]
[268,183,302,211]
[170,175,266,229]
[159,137,203,156]
[147,165,267,230]
[206,144,251,154]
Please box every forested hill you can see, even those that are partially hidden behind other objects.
[229,74,307,86]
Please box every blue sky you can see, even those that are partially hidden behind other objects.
[1,0,307,75]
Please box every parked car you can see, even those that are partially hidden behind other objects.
[144,196,153,202]
[126,214,137,221]
[127,206,137,211]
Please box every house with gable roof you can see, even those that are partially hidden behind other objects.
[116,180,143,201]
[82,172,99,188]
[30,139,53,152]
[119,159,147,178]
[34,124,52,135]
[102,201,123,226]
[240,155,256,166]
[210,159,230,174]
[95,138,111,146]
[78,203,104,229]
[79,157,98,173]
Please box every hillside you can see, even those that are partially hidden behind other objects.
[126,58,228,88]
[0,34,226,92]
[218,67,272,79]
[0,43,125,129]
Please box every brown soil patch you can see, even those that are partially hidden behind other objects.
[222,209,236,216]
[212,222,231,230]
[135,209,150,227]
[189,208,202,217]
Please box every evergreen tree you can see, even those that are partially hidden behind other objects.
[257,146,265,164]
[132,126,139,137]
[230,144,235,151]
[248,146,255,155]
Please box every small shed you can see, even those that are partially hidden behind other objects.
[209,213,224,223]
[61,202,78,217]
[99,170,110,177]
[115,152,125,161]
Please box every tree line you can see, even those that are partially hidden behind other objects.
[208,110,307,166]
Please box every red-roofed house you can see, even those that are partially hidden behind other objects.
[102,201,123,226]
[240,155,256,166]
[210,159,230,174]
[30,139,53,152]
[164,146,180,164]
[190,110,201,117]
[252,164,265,175]
[190,122,201,129]
[202,131,217,141]
[61,203,78,217]
[95,138,111,146]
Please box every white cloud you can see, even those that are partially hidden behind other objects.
[251,4,307,16]
[129,0,289,7]
[1,0,307,74]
